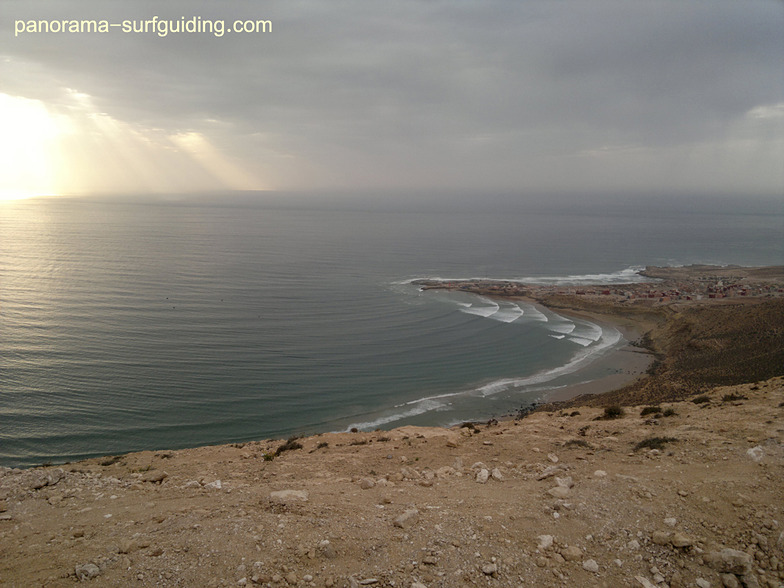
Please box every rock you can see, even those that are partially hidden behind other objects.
[491,468,503,481]
[547,453,559,463]
[204,479,222,490]
[411,583,428,588]
[269,490,309,504]
[720,574,739,588]
[561,545,582,561]
[118,539,136,554]
[594,470,607,478]
[582,559,599,573]
[143,471,168,484]
[670,532,693,547]
[475,469,489,484]
[436,466,455,478]
[664,517,677,527]
[318,540,337,559]
[705,548,754,575]
[652,531,671,545]
[394,509,419,529]
[481,562,498,576]
[537,535,554,551]
[635,576,658,588]
[285,572,298,585]
[470,462,487,470]
[746,446,764,462]
[537,465,566,480]
[422,555,437,565]
[547,486,570,499]
[75,563,101,581]
[358,478,375,490]
[555,476,574,488]
[696,579,711,588]
[30,469,65,490]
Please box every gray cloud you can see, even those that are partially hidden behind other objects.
[1,0,782,194]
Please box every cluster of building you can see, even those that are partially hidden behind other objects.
[416,277,784,305]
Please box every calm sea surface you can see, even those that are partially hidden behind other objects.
[1,195,781,467]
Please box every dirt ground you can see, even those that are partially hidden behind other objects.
[2,378,783,588]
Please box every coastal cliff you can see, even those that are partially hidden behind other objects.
[1,378,782,587]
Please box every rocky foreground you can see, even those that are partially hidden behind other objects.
[2,378,783,588]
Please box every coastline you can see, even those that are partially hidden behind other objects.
[2,266,783,586]
[512,296,655,405]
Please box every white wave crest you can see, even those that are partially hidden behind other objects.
[347,322,623,431]
[549,321,575,335]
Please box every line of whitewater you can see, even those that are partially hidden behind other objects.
[346,274,630,431]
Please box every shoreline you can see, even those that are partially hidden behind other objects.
[514,296,655,405]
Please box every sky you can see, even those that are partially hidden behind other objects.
[0,0,782,200]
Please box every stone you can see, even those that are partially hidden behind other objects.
[705,548,754,575]
[393,509,419,529]
[720,574,739,588]
[664,517,677,527]
[652,531,671,546]
[547,486,571,499]
[491,468,503,481]
[670,532,693,548]
[269,489,308,504]
[411,583,428,588]
[582,559,599,573]
[555,476,574,488]
[547,453,559,463]
[696,579,711,588]
[204,480,222,490]
[537,535,554,551]
[561,545,582,561]
[594,470,607,478]
[475,469,489,484]
[635,576,658,588]
[318,540,337,559]
[118,539,136,554]
[143,471,168,484]
[481,562,498,576]
[75,563,101,581]
[358,478,375,490]
[436,466,455,478]
[746,446,764,462]
[537,465,565,480]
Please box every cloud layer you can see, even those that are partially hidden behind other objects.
[2,0,782,196]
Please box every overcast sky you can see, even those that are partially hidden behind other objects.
[1,0,782,198]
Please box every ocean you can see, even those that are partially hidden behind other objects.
[1,194,782,468]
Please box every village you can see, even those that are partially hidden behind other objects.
[415,265,784,306]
